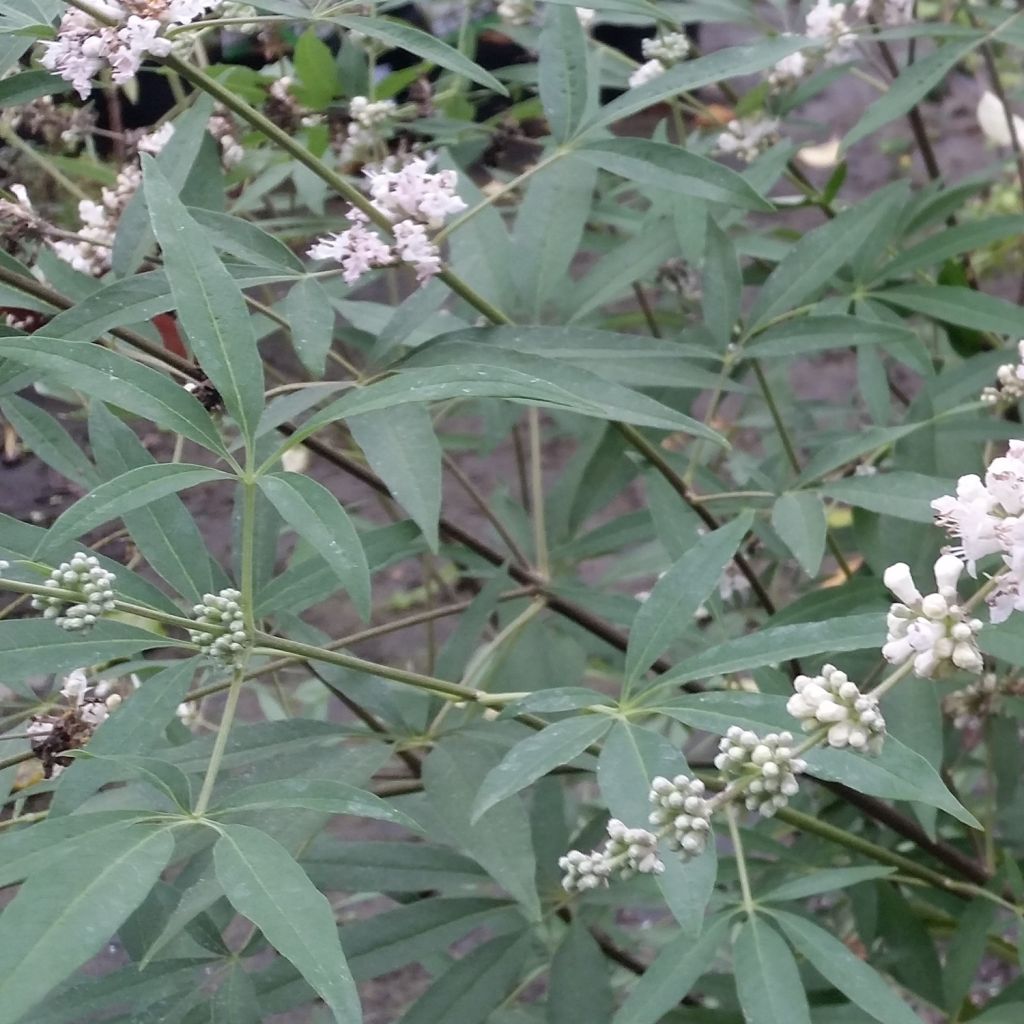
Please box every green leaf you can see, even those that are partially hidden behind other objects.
[597,722,716,934]
[284,277,335,376]
[585,37,807,132]
[214,823,362,1024]
[873,285,1024,336]
[0,824,175,1023]
[302,838,486,893]
[746,315,918,358]
[655,613,885,684]
[88,404,216,603]
[539,2,589,141]
[257,472,371,619]
[626,513,752,685]
[142,156,264,444]
[213,778,420,831]
[703,217,741,346]
[773,910,925,1024]
[578,138,773,210]
[472,716,610,821]
[548,921,613,1024]
[420,739,541,920]
[74,752,193,810]
[733,916,813,1024]
[878,215,1024,281]
[0,394,98,489]
[189,208,305,273]
[0,68,65,107]
[0,336,229,456]
[611,915,729,1024]
[347,405,442,552]
[330,15,507,94]
[513,157,597,318]
[211,964,261,1024]
[820,471,952,523]
[39,462,232,553]
[760,866,896,902]
[292,29,339,108]
[398,934,528,1024]
[942,898,996,1013]
[843,39,981,151]
[299,351,725,442]
[771,492,826,576]
[0,619,173,681]
[747,187,903,329]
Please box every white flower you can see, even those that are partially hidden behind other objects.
[392,220,441,281]
[559,818,664,892]
[642,32,691,66]
[136,121,175,155]
[805,0,857,64]
[787,664,886,754]
[648,775,713,859]
[32,553,117,632]
[628,59,666,89]
[716,116,781,163]
[714,727,806,816]
[882,556,984,677]
[350,96,397,129]
[982,341,1024,406]
[497,0,534,26]
[190,588,249,664]
[60,668,91,705]
[977,91,1024,149]
[769,43,809,89]
[176,701,199,726]
[576,7,596,28]
[308,219,396,283]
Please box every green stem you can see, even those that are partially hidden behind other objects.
[727,804,756,915]
[192,666,244,817]
[528,408,548,578]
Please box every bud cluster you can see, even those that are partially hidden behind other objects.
[787,664,886,754]
[882,556,984,678]
[981,340,1024,406]
[629,29,691,88]
[559,819,664,892]
[714,727,806,817]
[32,553,116,632]
[648,774,713,860]
[190,588,249,663]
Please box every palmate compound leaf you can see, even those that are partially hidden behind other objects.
[213,823,362,1024]
[0,823,175,1024]
[772,910,925,1024]
[733,916,813,1024]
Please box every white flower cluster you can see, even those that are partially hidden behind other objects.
[933,444,1024,623]
[944,673,1002,730]
[208,113,244,167]
[716,116,781,163]
[337,96,398,169]
[769,0,862,90]
[49,122,173,275]
[40,1,216,100]
[981,340,1024,406]
[648,774,713,860]
[497,0,535,25]
[882,556,984,677]
[190,587,249,662]
[628,31,691,88]
[32,553,117,632]
[714,727,806,817]
[787,664,886,753]
[60,668,121,725]
[307,156,466,284]
[559,818,664,892]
